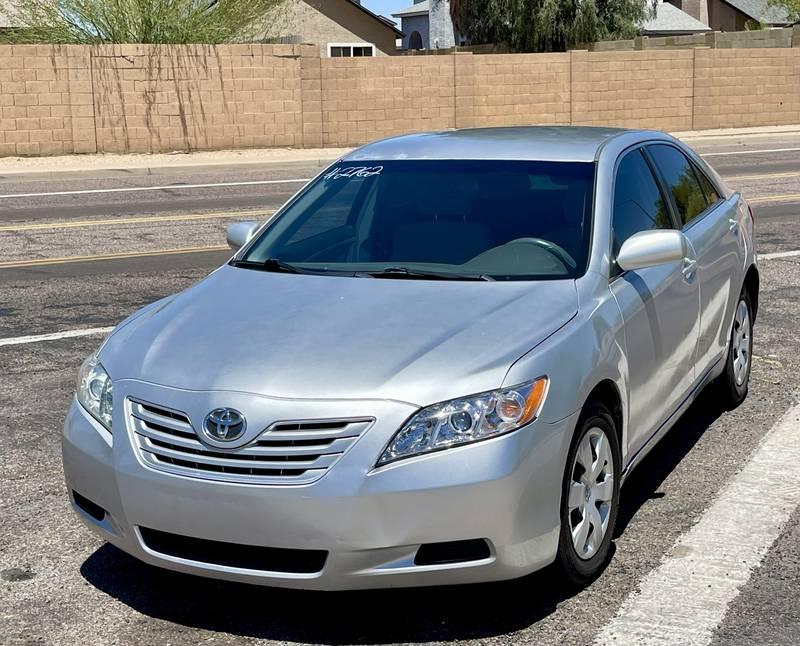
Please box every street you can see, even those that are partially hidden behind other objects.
[1,130,799,645]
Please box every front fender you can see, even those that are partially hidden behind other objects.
[502,272,630,463]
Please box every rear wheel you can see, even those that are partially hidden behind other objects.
[716,290,753,408]
[556,405,621,586]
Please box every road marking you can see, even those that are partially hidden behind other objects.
[0,245,229,269]
[0,210,273,233]
[595,401,800,646]
[0,178,309,200]
[749,192,800,204]
[0,327,115,348]
[760,249,800,260]
[703,147,800,157]
[724,171,800,181]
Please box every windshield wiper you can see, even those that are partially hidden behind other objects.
[364,267,495,282]
[230,258,307,274]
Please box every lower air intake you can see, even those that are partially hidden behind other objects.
[414,539,491,566]
[139,527,328,574]
[72,491,106,522]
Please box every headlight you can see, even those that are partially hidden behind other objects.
[76,354,113,431]
[377,377,548,466]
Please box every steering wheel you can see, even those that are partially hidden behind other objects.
[504,238,577,270]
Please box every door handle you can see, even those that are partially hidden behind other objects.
[682,257,697,280]
[729,218,739,235]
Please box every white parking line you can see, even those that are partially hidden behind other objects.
[703,147,800,157]
[0,327,114,347]
[595,401,800,646]
[760,249,800,260]
[0,178,309,200]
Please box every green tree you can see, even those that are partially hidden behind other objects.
[450,0,655,52]
[2,0,285,44]
[766,0,799,22]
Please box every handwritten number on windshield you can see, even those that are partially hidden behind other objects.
[324,166,384,181]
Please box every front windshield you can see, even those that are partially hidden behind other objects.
[241,159,596,280]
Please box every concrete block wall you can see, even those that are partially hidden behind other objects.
[591,27,799,51]
[320,55,455,147]
[713,28,795,49]
[1,44,800,156]
[455,53,570,128]
[571,50,694,131]
[91,43,304,154]
[693,48,800,129]
[0,45,95,156]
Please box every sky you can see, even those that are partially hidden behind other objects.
[361,0,412,20]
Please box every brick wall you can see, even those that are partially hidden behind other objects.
[1,44,800,157]
[693,48,800,129]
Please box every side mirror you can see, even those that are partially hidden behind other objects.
[226,221,260,251]
[617,230,686,272]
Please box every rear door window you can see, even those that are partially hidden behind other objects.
[647,144,710,227]
[694,165,723,206]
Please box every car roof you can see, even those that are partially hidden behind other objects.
[343,126,638,163]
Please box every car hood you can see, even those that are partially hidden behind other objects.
[101,265,578,406]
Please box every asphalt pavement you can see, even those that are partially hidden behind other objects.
[1,130,799,645]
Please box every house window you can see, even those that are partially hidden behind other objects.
[328,43,375,57]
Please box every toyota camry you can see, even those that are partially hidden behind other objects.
[63,126,758,589]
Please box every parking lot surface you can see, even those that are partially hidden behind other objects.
[1,131,799,645]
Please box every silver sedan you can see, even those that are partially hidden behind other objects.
[63,126,758,589]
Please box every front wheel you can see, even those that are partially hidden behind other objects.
[716,290,754,408]
[555,405,621,587]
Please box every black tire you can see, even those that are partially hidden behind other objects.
[716,290,754,409]
[555,404,621,587]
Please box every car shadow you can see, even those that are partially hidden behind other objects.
[80,390,726,643]
[614,389,727,538]
[81,547,577,643]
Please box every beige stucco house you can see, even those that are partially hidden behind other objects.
[264,0,402,56]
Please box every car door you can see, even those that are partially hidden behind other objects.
[608,147,701,459]
[645,144,743,378]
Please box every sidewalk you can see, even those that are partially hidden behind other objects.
[1,124,799,175]
[0,147,351,176]
[674,124,800,140]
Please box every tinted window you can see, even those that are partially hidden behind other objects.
[242,160,596,280]
[694,165,722,205]
[612,149,672,259]
[647,144,709,226]
[285,175,367,245]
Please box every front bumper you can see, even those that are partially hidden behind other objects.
[63,384,576,591]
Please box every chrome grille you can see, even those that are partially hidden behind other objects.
[128,399,372,485]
